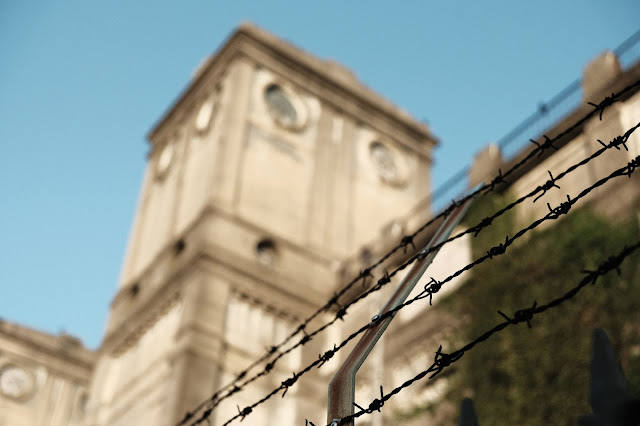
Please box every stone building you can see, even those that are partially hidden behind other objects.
[0,322,94,426]
[1,23,639,426]
[87,22,436,426]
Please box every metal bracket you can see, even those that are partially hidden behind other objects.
[327,188,479,425]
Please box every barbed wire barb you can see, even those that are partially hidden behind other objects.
[428,345,463,379]
[588,92,618,120]
[424,277,443,306]
[546,195,572,220]
[529,134,557,157]
[533,170,561,202]
[498,301,537,328]
[487,236,510,259]
[489,168,508,190]
[401,235,416,253]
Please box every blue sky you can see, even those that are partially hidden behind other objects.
[1,1,638,349]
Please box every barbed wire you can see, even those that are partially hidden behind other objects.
[332,239,640,425]
[179,79,640,426]
[201,123,640,425]
[318,120,640,318]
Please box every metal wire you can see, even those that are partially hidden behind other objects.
[335,240,640,425]
[187,100,640,425]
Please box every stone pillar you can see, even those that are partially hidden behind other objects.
[165,274,231,425]
[468,143,503,189]
[582,51,622,105]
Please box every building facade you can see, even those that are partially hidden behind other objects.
[1,23,639,426]
[0,322,94,426]
[86,23,436,426]
[380,33,640,426]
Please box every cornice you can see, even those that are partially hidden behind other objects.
[102,265,188,355]
[105,206,341,352]
[147,22,438,152]
[116,204,338,298]
[0,320,95,374]
[499,60,640,187]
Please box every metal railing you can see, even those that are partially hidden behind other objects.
[429,28,640,214]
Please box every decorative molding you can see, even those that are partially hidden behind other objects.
[194,84,222,135]
[232,288,299,322]
[110,291,182,357]
[147,24,438,157]
[0,362,36,402]
[154,140,175,181]
[261,80,309,132]
[368,140,409,187]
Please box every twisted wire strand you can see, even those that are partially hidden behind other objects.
[336,240,640,425]
[206,121,640,426]
[178,80,640,425]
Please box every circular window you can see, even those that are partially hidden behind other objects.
[263,83,307,130]
[369,141,405,185]
[0,364,35,400]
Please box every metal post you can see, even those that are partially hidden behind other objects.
[459,398,479,426]
[371,291,384,426]
[327,188,479,425]
[579,328,640,425]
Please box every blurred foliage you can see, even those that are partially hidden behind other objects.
[397,192,640,424]
[440,194,640,425]
[461,189,518,261]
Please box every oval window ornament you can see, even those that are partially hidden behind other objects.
[369,141,406,185]
[263,83,307,131]
[155,142,175,180]
[195,97,215,133]
[0,364,35,400]
[195,85,221,133]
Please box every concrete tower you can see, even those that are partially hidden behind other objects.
[86,23,437,426]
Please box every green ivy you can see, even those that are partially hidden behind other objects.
[407,202,640,425]
[461,190,518,260]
